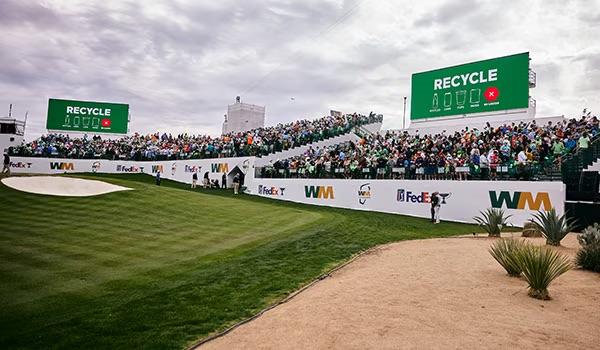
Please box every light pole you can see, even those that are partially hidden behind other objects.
[402,96,407,130]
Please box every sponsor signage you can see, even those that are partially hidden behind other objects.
[184,165,202,173]
[489,191,551,210]
[411,52,530,120]
[397,189,451,204]
[211,163,229,173]
[116,164,144,173]
[10,161,32,169]
[46,98,129,134]
[258,185,285,196]
[151,165,164,174]
[304,185,334,199]
[91,161,101,173]
[50,162,74,171]
[358,183,371,205]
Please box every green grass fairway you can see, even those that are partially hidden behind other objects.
[0,174,477,349]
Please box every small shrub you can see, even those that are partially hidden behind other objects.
[530,208,576,246]
[473,208,512,237]
[576,223,600,273]
[489,238,525,276]
[516,244,572,300]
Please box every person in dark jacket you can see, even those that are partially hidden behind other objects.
[431,191,441,224]
[155,171,161,186]
[191,171,198,189]
[222,173,227,189]
[2,151,10,175]
[203,171,209,188]
[233,173,240,194]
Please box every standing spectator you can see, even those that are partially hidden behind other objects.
[578,132,591,150]
[2,151,10,175]
[233,173,240,195]
[479,152,489,180]
[431,191,441,224]
[203,171,209,188]
[516,147,528,180]
[191,171,198,189]
[155,171,161,186]
[222,173,227,189]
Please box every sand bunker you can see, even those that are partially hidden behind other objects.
[1,176,131,197]
[199,234,599,349]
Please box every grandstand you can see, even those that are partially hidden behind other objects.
[256,113,598,183]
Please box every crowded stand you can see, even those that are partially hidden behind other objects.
[259,114,599,181]
[9,113,382,160]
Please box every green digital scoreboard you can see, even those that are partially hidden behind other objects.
[410,52,530,120]
[46,98,129,134]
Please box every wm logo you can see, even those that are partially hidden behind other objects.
[211,163,229,173]
[152,165,164,173]
[304,185,334,199]
[50,162,74,171]
[489,191,552,210]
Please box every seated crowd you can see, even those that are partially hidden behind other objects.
[9,113,382,160]
[261,113,599,180]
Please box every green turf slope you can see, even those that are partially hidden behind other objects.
[0,174,476,349]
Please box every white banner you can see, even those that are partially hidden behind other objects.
[7,156,255,187]
[248,178,565,227]
[6,157,565,226]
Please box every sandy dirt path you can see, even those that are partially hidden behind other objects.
[199,234,599,349]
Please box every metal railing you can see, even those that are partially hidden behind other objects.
[256,161,562,181]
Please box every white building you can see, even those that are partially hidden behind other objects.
[222,97,265,134]
[0,117,25,153]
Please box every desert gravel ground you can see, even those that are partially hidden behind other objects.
[199,233,599,350]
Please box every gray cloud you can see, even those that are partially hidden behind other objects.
[0,0,599,138]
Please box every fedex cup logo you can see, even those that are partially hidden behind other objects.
[397,189,451,204]
[92,161,101,173]
[171,163,177,176]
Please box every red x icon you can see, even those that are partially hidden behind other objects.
[101,118,111,128]
[484,87,499,102]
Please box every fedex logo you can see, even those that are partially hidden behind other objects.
[258,185,285,196]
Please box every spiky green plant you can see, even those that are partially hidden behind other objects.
[489,238,525,276]
[530,208,576,246]
[576,223,600,273]
[515,244,572,300]
[473,208,512,237]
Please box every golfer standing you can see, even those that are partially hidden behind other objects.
[2,151,10,175]
[233,173,240,195]
[191,171,198,189]
[431,191,441,224]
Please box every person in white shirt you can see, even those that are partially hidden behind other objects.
[479,153,489,180]
[516,147,528,180]
[517,150,527,164]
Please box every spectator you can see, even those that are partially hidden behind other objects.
[233,173,240,195]
[192,171,198,189]
[2,151,10,175]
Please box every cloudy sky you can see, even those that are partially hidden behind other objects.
[1,0,599,139]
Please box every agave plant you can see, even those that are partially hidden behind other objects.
[473,208,512,237]
[516,244,572,300]
[576,223,600,273]
[489,238,525,277]
[530,208,576,246]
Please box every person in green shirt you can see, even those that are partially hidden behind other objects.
[552,138,565,156]
[578,132,590,150]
